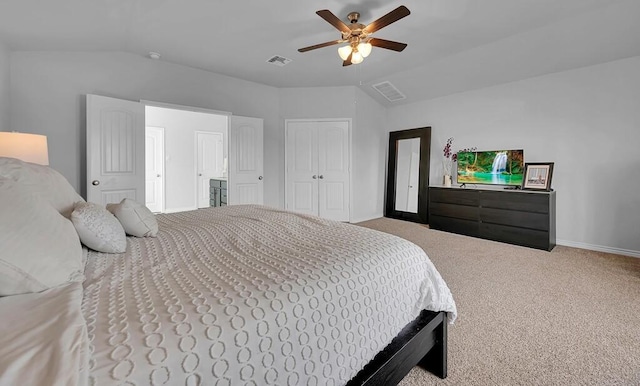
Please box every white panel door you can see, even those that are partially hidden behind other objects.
[285,121,318,216]
[317,121,350,221]
[145,126,164,213]
[196,131,224,208]
[87,94,145,205]
[228,116,264,205]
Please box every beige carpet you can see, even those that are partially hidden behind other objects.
[357,217,640,386]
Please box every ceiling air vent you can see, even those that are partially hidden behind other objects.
[372,81,406,102]
[266,55,292,67]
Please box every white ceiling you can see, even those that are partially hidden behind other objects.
[1,0,639,106]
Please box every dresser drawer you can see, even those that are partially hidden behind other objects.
[480,223,550,250]
[479,191,549,214]
[430,188,478,206]
[210,179,221,188]
[480,207,549,231]
[429,214,479,237]
[430,202,478,221]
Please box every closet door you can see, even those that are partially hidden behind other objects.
[317,121,350,222]
[285,120,350,221]
[285,121,318,216]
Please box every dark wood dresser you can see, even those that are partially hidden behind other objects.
[209,178,227,207]
[428,186,556,251]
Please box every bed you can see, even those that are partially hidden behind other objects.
[0,157,457,386]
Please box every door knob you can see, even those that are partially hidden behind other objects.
[198,173,203,176]
[92,180,100,186]
[318,175,324,179]
[157,174,161,177]
[258,176,263,180]
[312,175,317,179]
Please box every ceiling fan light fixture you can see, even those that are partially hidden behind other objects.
[358,42,372,58]
[300,6,410,67]
[338,45,352,61]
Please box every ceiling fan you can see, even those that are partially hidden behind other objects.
[298,5,411,66]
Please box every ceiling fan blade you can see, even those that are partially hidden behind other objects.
[369,38,407,52]
[316,10,351,34]
[343,52,353,67]
[364,5,410,34]
[298,40,343,53]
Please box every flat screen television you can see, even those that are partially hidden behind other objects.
[456,149,524,186]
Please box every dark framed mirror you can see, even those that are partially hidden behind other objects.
[385,127,431,223]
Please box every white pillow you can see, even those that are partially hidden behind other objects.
[0,157,84,218]
[70,202,127,253]
[0,177,84,296]
[106,198,158,237]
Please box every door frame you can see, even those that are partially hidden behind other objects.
[284,118,352,222]
[143,101,231,212]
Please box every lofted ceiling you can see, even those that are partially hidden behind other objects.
[1,0,639,106]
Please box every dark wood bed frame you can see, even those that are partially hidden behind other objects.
[347,310,448,385]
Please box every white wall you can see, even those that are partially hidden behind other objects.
[9,51,281,207]
[353,87,387,222]
[0,42,9,131]
[387,56,640,256]
[279,86,387,222]
[146,106,227,212]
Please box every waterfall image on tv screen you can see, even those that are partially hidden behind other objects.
[457,149,524,186]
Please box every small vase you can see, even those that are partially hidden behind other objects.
[443,175,452,187]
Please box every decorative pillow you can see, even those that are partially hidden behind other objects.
[0,157,84,218]
[70,202,127,253]
[106,198,158,237]
[0,177,84,296]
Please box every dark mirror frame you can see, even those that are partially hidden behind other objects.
[385,127,431,224]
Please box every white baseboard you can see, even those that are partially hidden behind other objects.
[351,214,383,224]
[163,206,197,214]
[556,239,640,259]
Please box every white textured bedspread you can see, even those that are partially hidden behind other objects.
[82,205,456,386]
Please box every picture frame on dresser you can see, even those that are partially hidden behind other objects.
[522,162,554,191]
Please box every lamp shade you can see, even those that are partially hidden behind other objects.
[351,51,364,64]
[338,45,352,61]
[358,42,372,58]
[0,132,49,165]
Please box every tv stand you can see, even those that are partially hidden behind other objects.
[428,187,556,251]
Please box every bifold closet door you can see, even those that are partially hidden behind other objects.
[285,120,350,221]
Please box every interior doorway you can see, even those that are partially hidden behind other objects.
[85,94,264,210]
[145,105,228,213]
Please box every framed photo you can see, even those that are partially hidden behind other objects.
[522,162,554,191]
